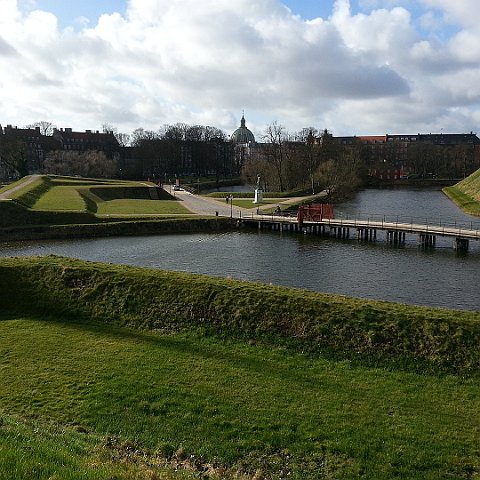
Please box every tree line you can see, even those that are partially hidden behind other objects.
[244,125,367,201]
[1,120,478,200]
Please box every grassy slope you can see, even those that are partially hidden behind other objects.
[33,185,88,211]
[1,317,479,480]
[0,176,193,228]
[3,255,479,374]
[443,168,480,215]
[0,256,479,478]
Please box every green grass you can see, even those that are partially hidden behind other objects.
[9,175,53,208]
[32,185,88,211]
[443,168,480,216]
[1,256,480,478]
[1,317,478,479]
[206,192,300,199]
[444,186,480,216]
[0,176,35,194]
[96,198,191,215]
[0,408,195,480]
[0,176,196,228]
[230,199,279,209]
[2,255,480,375]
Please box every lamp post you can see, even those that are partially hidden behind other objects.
[230,194,233,218]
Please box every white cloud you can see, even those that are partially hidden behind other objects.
[1,0,480,137]
[421,0,480,28]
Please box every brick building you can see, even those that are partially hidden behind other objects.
[332,132,480,179]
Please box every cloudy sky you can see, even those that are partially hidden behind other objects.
[1,0,480,139]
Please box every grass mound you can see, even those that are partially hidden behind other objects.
[443,168,480,215]
[0,256,479,479]
[10,175,53,208]
[0,176,192,230]
[88,185,171,201]
[1,255,479,375]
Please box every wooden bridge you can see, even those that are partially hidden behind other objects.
[240,213,480,251]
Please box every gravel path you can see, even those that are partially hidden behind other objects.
[0,175,41,200]
[170,188,251,217]
[167,186,327,218]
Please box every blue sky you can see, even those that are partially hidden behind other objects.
[4,1,480,138]
[26,1,441,29]
[29,0,336,26]
[21,0,127,27]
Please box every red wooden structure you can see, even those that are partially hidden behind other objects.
[297,204,334,224]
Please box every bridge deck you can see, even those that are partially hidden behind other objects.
[242,214,480,241]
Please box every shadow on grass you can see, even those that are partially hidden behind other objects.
[0,311,462,380]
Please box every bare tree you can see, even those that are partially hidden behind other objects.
[301,128,320,194]
[0,138,29,178]
[43,150,116,178]
[315,148,364,201]
[25,121,56,136]
[262,121,288,192]
[102,123,130,147]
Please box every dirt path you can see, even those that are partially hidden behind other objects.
[0,175,41,200]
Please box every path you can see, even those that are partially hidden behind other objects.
[167,187,249,217]
[0,175,40,200]
[166,186,327,217]
[257,190,327,211]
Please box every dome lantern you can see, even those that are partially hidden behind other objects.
[231,113,255,144]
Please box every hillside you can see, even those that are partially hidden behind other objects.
[443,168,480,215]
[0,256,479,479]
[0,175,199,232]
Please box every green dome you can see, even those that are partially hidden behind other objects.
[231,114,255,144]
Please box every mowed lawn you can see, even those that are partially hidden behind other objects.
[96,198,191,215]
[32,186,87,211]
[230,199,279,209]
[0,317,478,479]
[29,182,192,216]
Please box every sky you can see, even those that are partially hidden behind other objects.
[2,0,480,139]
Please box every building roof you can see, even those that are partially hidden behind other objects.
[230,114,255,144]
[358,135,387,143]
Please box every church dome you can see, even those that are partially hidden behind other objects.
[231,114,255,144]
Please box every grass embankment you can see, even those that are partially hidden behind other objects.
[0,176,200,235]
[0,256,479,479]
[443,168,480,215]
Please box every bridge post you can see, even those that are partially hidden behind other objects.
[454,238,469,251]
[418,233,436,248]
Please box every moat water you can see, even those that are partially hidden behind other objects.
[1,187,479,311]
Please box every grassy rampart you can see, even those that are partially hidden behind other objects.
[0,200,101,228]
[10,175,53,208]
[0,217,233,241]
[1,256,479,478]
[443,168,480,215]
[2,255,479,375]
[0,175,194,233]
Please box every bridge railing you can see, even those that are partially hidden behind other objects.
[332,213,480,231]
[239,211,480,239]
